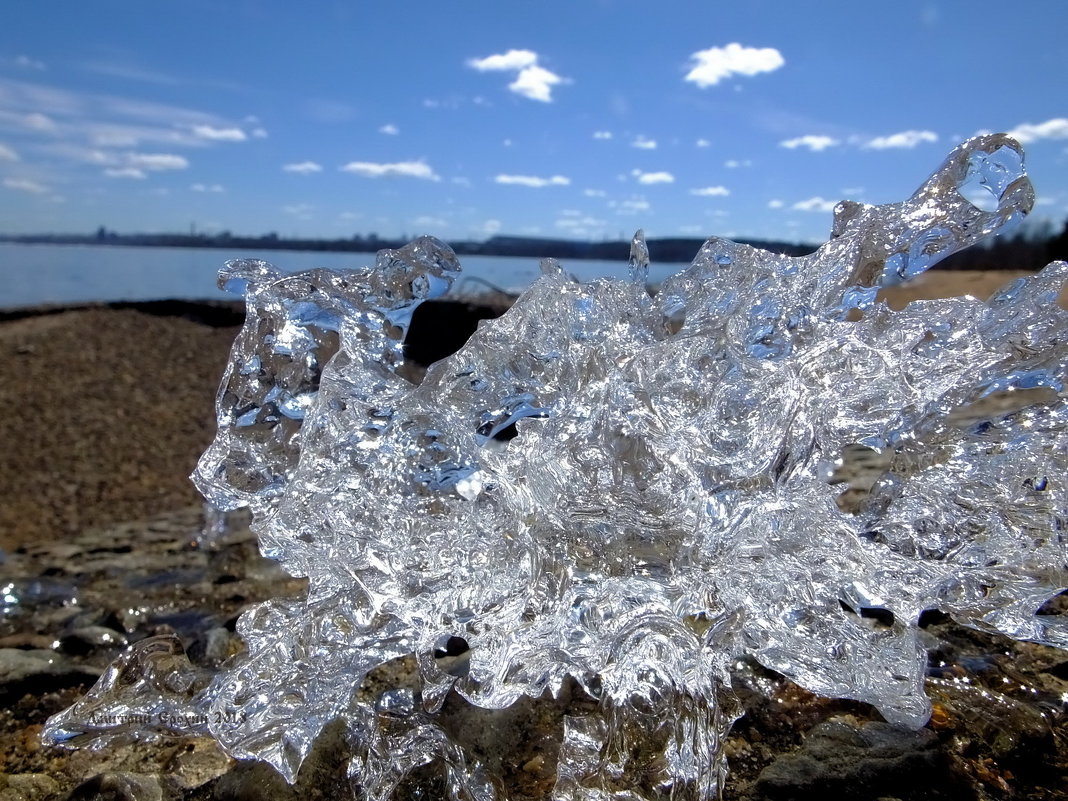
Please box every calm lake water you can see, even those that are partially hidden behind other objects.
[0,242,687,310]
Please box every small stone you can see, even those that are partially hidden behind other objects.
[0,649,100,702]
[65,772,163,801]
[59,625,128,656]
[756,716,959,799]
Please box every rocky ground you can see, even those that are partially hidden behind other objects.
[0,268,1066,800]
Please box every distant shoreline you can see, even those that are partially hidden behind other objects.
[2,227,1060,272]
[0,231,815,265]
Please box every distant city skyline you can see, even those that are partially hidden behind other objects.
[1,1,1066,246]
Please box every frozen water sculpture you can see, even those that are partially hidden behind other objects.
[44,134,1068,799]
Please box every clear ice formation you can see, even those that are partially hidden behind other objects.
[44,134,1068,799]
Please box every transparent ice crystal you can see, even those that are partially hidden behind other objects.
[44,135,1068,799]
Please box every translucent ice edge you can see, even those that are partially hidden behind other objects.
[44,135,1067,801]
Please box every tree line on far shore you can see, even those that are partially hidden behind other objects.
[2,217,1066,271]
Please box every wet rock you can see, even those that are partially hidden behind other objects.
[58,626,128,657]
[161,738,233,791]
[755,716,957,800]
[0,649,100,703]
[65,772,163,801]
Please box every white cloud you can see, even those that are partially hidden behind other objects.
[192,124,247,142]
[191,183,224,192]
[127,152,188,170]
[592,131,613,140]
[467,49,566,102]
[690,185,730,197]
[251,127,268,138]
[1006,118,1068,144]
[583,188,606,197]
[631,136,657,150]
[792,196,837,212]
[0,143,18,161]
[15,55,45,71]
[696,138,711,148]
[451,176,472,187]
[684,43,785,88]
[494,174,570,188]
[724,159,752,168]
[864,129,938,149]
[340,160,440,180]
[467,49,539,72]
[283,161,323,174]
[4,177,47,193]
[509,65,564,103]
[479,219,502,237]
[379,123,399,135]
[104,167,146,179]
[631,169,674,185]
[781,135,839,152]
[768,199,784,209]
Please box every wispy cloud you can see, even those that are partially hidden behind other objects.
[864,130,938,149]
[725,159,752,168]
[583,188,606,197]
[478,219,502,237]
[781,135,839,152]
[609,197,651,214]
[127,152,188,170]
[341,160,440,180]
[14,55,46,71]
[467,49,566,102]
[631,136,657,150]
[768,199,784,209]
[379,123,399,135]
[283,203,313,219]
[83,61,179,86]
[1006,118,1068,144]
[555,215,606,235]
[23,112,57,132]
[192,124,247,142]
[494,174,570,188]
[103,167,145,179]
[0,143,18,161]
[685,43,785,88]
[0,76,257,154]
[592,131,613,140]
[696,138,711,148]
[413,215,447,229]
[283,161,323,174]
[631,169,674,185]
[191,183,224,193]
[792,196,837,212]
[690,185,730,197]
[4,177,48,194]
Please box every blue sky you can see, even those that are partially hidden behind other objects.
[0,1,1065,245]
